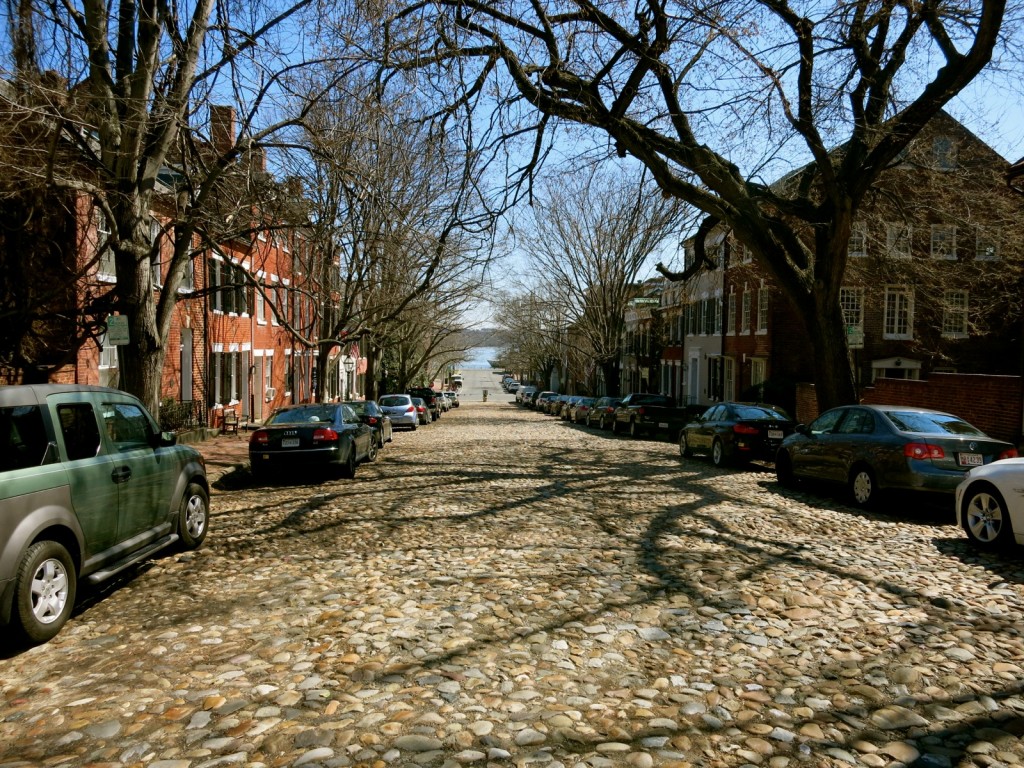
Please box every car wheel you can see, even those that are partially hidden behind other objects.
[962,483,1015,547]
[14,541,77,644]
[711,438,727,467]
[775,451,796,487]
[679,432,693,458]
[629,419,640,438]
[178,482,209,550]
[411,422,417,431]
[611,418,619,434]
[366,437,379,462]
[340,443,357,479]
[848,464,876,506]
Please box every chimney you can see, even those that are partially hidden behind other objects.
[209,105,236,154]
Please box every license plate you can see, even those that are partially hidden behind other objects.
[768,429,783,440]
[658,422,669,428]
[282,438,300,448]
[958,453,983,467]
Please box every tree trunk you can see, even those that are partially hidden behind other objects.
[803,291,858,414]
[363,347,378,401]
[600,360,621,397]
[115,218,165,416]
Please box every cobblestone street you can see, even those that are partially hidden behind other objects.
[2,399,1023,768]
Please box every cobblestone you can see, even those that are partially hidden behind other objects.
[2,399,1024,768]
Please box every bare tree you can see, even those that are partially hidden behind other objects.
[2,0,346,412]
[523,167,689,396]
[383,0,1013,411]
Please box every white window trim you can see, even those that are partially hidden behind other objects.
[975,227,1001,261]
[886,223,912,259]
[942,290,969,339]
[756,284,769,335]
[883,285,914,340]
[848,223,868,258]
[930,224,957,260]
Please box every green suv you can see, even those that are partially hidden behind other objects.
[0,385,209,644]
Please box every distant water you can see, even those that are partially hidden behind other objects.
[461,346,500,369]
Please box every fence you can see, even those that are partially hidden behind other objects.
[159,399,204,432]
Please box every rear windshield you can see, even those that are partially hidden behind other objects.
[267,405,340,424]
[883,410,986,436]
[633,394,673,406]
[734,405,790,421]
[379,396,409,407]
[0,405,49,473]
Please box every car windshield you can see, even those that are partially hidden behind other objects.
[378,396,408,407]
[268,405,340,424]
[883,410,986,436]
[344,401,372,415]
[733,405,790,421]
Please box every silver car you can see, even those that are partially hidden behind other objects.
[377,394,419,430]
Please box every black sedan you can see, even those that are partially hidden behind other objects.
[775,404,1018,507]
[249,403,376,478]
[343,400,394,448]
[679,402,794,467]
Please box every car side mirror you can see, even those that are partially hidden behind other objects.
[151,430,177,447]
[795,424,809,436]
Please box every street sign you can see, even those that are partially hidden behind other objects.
[106,315,130,345]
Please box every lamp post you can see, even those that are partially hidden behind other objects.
[343,356,356,401]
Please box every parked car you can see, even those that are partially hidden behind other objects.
[613,393,697,438]
[560,395,584,420]
[587,397,623,430]
[0,384,210,643]
[378,394,418,430]
[535,391,559,412]
[343,400,393,448]
[249,402,376,478]
[407,387,442,420]
[570,397,597,424]
[411,397,432,425]
[548,394,570,416]
[515,385,536,404]
[443,391,461,408]
[437,391,451,412]
[956,458,1024,548]
[679,402,795,466]
[775,405,1017,507]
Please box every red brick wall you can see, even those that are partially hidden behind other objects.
[796,375,1023,444]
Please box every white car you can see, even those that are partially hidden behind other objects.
[955,457,1024,548]
[378,394,419,430]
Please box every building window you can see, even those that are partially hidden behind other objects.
[848,223,867,258]
[256,283,266,324]
[942,290,968,338]
[685,302,694,336]
[886,223,912,259]
[150,218,162,288]
[723,357,735,401]
[883,285,914,340]
[840,286,864,348]
[976,227,1000,261]
[212,351,241,405]
[756,287,769,333]
[98,332,118,387]
[932,135,957,171]
[94,209,116,280]
[931,225,956,260]
[741,290,751,334]
[742,245,752,264]
[726,292,736,336]
[751,358,767,387]
[714,296,723,335]
[208,258,223,312]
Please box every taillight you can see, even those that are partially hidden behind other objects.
[406,406,415,413]
[313,428,339,443]
[250,430,269,445]
[637,406,646,416]
[999,448,1018,460]
[904,442,945,460]
[733,424,760,435]
[368,417,378,425]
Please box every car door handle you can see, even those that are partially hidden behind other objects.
[111,466,132,484]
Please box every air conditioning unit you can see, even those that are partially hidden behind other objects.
[264,387,277,401]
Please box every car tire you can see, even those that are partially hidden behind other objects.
[366,437,379,462]
[711,438,726,467]
[629,419,640,438]
[775,451,796,487]
[340,442,357,479]
[411,422,417,431]
[611,418,619,434]
[962,482,1015,547]
[178,482,209,550]
[14,540,77,644]
[848,464,877,507]
[679,432,693,459]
